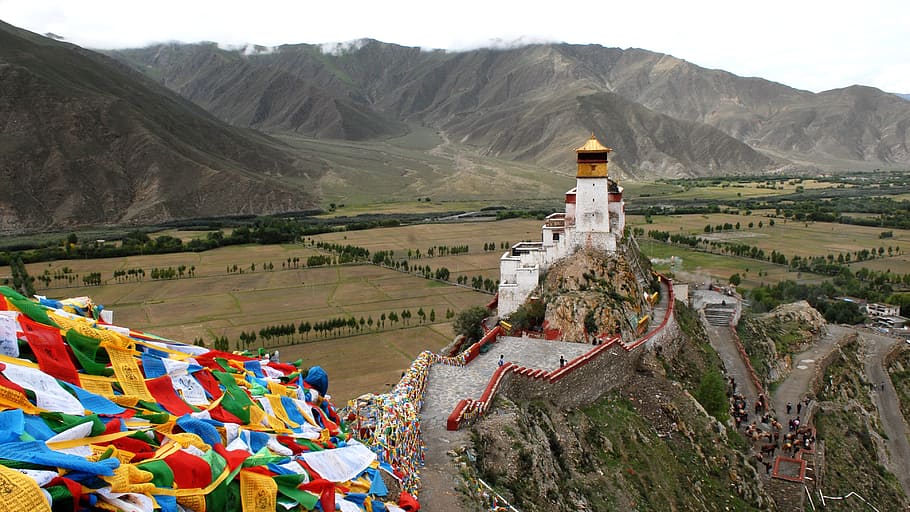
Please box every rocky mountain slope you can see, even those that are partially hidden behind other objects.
[462,303,772,511]
[112,40,910,175]
[0,22,325,233]
[816,337,909,509]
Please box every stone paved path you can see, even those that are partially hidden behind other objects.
[770,324,850,421]
[417,281,672,510]
[705,323,759,404]
[694,290,758,407]
[420,337,595,427]
[417,337,593,510]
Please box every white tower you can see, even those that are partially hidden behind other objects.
[573,134,613,247]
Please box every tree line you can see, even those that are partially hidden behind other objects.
[643,229,906,281]
[214,307,456,351]
[0,214,406,266]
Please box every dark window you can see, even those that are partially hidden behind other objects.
[577,153,608,163]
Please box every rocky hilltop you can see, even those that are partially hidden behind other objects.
[538,240,655,342]
[737,300,827,382]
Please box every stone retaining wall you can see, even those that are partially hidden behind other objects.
[728,315,765,397]
[447,275,679,429]
[809,331,858,399]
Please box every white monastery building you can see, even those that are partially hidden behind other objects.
[498,134,626,317]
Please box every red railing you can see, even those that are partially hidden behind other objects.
[446,275,675,430]
[623,274,675,351]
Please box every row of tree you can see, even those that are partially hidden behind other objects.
[36,267,78,288]
[4,256,35,296]
[112,268,147,282]
[224,307,458,350]
[454,274,498,293]
[644,229,904,277]
[703,219,773,232]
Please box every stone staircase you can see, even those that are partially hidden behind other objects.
[704,303,737,326]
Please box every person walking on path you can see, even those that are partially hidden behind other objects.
[498,354,504,367]
[786,401,792,415]
[559,355,566,367]
[797,401,802,415]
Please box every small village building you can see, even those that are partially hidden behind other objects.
[877,315,908,330]
[498,134,625,317]
[866,302,901,319]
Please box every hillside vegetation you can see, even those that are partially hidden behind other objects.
[464,302,770,511]
[816,339,908,509]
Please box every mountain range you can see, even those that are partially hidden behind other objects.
[110,39,910,176]
[0,21,324,233]
[3,20,910,231]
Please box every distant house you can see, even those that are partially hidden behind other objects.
[866,302,901,319]
[877,315,908,330]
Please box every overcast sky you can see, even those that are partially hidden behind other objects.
[3,0,908,94]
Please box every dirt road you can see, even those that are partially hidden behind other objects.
[860,330,910,496]
[770,324,851,421]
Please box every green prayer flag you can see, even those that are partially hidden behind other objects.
[275,474,319,510]
[65,329,113,376]
[213,371,254,424]
[137,459,174,487]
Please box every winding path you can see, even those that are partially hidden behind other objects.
[706,323,759,405]
[860,330,910,496]
[770,324,850,420]
[417,281,671,510]
[692,290,759,406]
[697,297,910,503]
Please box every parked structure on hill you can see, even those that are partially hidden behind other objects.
[498,134,626,316]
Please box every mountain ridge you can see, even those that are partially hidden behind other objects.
[4,22,909,232]
[110,39,910,175]
[0,21,326,233]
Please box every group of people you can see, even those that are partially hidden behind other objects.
[728,376,815,476]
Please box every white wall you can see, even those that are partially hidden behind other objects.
[575,179,609,234]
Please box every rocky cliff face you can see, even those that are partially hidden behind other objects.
[538,240,655,342]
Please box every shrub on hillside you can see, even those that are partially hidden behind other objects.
[696,370,729,422]
[453,306,488,342]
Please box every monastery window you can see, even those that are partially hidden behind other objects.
[553,233,560,241]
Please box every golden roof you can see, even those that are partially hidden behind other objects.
[575,133,612,153]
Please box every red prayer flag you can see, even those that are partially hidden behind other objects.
[145,375,195,416]
[20,315,80,385]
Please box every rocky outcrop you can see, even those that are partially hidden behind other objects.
[737,301,827,382]
[538,242,654,343]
